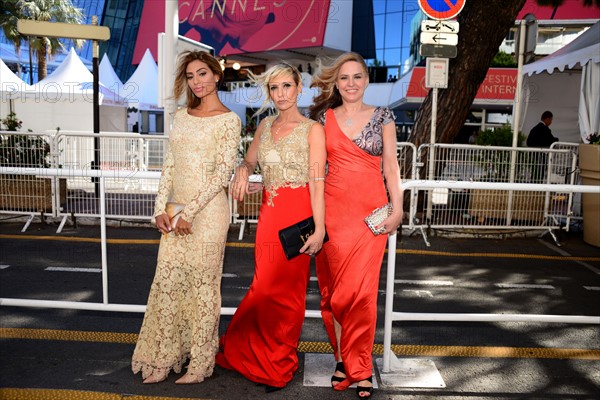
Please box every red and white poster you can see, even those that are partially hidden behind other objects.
[133,0,331,64]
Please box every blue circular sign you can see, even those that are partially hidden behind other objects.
[418,0,466,20]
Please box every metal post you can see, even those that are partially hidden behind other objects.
[507,20,527,224]
[163,2,178,136]
[426,87,438,221]
[92,15,100,197]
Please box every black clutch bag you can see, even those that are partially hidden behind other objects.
[278,216,329,260]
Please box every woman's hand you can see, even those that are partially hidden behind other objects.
[232,165,250,201]
[299,229,327,256]
[155,214,172,235]
[376,211,403,235]
[173,218,192,236]
[246,182,263,195]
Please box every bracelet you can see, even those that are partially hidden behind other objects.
[312,177,325,181]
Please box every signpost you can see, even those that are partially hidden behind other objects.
[420,32,458,46]
[416,0,465,224]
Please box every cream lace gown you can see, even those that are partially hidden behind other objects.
[132,108,241,381]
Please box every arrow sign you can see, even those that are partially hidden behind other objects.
[421,20,459,34]
[420,32,458,46]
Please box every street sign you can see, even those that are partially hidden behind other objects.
[420,43,457,58]
[421,20,459,34]
[425,57,449,89]
[17,20,110,41]
[420,32,458,46]
[417,0,466,21]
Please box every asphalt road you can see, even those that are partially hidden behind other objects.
[1,220,599,400]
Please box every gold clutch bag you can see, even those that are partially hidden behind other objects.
[165,202,185,229]
[364,203,393,235]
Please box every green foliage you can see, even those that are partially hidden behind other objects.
[0,112,51,168]
[491,51,517,67]
[1,112,22,131]
[476,124,525,147]
[585,133,600,144]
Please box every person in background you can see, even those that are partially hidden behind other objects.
[309,52,403,399]
[132,51,241,385]
[216,63,326,393]
[527,110,558,148]
[527,110,558,182]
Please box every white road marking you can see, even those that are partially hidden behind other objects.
[395,279,453,286]
[0,265,10,269]
[402,289,434,297]
[495,283,555,289]
[45,267,101,273]
[583,286,600,291]
[222,273,238,278]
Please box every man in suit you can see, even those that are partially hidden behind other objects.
[527,110,558,147]
[527,111,559,182]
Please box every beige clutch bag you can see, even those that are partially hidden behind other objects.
[364,203,393,235]
[165,202,185,229]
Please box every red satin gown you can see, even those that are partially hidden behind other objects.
[216,118,314,388]
[316,107,392,383]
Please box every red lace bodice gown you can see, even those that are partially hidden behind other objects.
[216,117,315,388]
[316,107,393,382]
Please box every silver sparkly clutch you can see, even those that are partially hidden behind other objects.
[364,203,393,235]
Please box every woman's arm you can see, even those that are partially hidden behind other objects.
[232,119,264,201]
[153,145,175,234]
[300,122,327,255]
[379,121,403,235]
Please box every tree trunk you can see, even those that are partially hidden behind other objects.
[37,37,48,81]
[411,0,527,149]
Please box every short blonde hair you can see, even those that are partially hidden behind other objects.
[251,62,302,116]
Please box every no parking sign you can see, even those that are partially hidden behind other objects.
[418,0,465,20]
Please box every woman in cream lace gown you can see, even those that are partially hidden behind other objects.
[132,51,241,384]
[216,63,326,392]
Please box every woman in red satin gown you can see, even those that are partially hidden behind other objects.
[309,52,403,399]
[216,63,327,392]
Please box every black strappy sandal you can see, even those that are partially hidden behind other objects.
[330,361,346,388]
[356,376,373,398]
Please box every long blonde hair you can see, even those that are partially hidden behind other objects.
[308,52,369,121]
[173,51,224,109]
[250,62,302,117]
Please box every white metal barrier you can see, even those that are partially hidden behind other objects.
[382,179,600,373]
[410,143,581,246]
[2,170,598,358]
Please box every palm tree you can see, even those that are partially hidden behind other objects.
[1,0,85,82]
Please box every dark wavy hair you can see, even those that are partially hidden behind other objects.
[173,51,224,109]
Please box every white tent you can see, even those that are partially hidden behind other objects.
[99,53,124,97]
[124,48,159,111]
[521,22,600,143]
[8,48,127,132]
[0,58,30,97]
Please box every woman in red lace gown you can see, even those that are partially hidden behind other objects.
[309,52,403,399]
[216,63,327,393]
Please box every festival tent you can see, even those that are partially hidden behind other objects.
[521,22,600,143]
[9,48,127,132]
[99,53,124,98]
[0,57,30,98]
[124,48,159,111]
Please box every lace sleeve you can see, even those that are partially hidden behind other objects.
[380,107,395,125]
[153,146,174,217]
[182,115,242,221]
